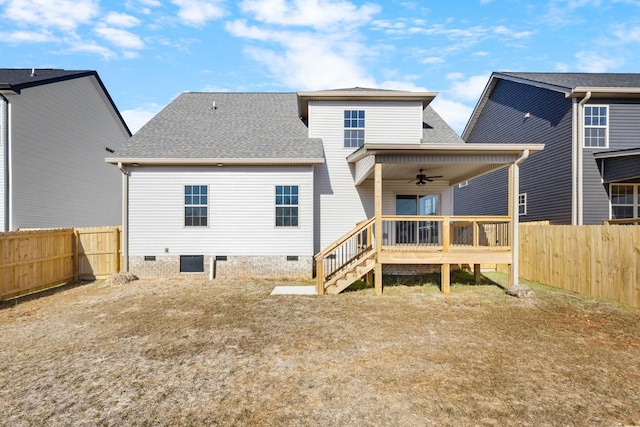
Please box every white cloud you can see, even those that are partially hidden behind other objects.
[171,0,225,26]
[421,56,444,64]
[94,24,144,49]
[493,25,533,39]
[472,51,489,56]
[0,30,56,43]
[239,0,381,30]
[447,73,490,102]
[575,51,623,72]
[104,12,141,28]
[121,103,163,134]
[3,0,98,31]
[66,41,115,59]
[611,23,640,43]
[430,97,473,136]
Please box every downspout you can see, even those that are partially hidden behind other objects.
[511,149,529,288]
[117,162,129,272]
[577,91,592,225]
[0,93,8,232]
[571,99,578,225]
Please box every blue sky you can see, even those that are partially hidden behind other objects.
[2,0,640,134]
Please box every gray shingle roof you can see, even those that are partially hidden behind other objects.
[118,92,324,160]
[422,105,464,144]
[498,72,640,90]
[0,68,95,91]
[113,90,462,161]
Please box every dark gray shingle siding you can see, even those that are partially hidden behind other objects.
[456,79,573,223]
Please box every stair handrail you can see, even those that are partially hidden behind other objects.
[315,217,375,260]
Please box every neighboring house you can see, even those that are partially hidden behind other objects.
[0,68,131,231]
[455,72,640,225]
[107,88,541,293]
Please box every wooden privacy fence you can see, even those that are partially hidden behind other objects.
[0,226,122,301]
[499,224,640,308]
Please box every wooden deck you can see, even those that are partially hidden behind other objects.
[315,215,513,295]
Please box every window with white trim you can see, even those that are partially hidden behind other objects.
[184,185,208,226]
[344,110,365,148]
[518,193,527,215]
[610,184,639,219]
[275,185,299,227]
[583,105,608,148]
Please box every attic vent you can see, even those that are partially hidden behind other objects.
[105,147,115,153]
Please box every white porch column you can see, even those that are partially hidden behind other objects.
[510,150,529,288]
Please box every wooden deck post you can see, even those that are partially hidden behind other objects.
[441,264,450,294]
[374,162,383,296]
[474,264,481,284]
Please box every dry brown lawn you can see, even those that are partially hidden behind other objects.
[1,273,639,427]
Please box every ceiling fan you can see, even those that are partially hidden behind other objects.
[411,169,443,186]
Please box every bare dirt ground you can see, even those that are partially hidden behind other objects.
[1,273,639,427]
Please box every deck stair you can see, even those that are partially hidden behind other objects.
[315,218,376,295]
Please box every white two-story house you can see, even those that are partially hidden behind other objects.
[107,88,542,294]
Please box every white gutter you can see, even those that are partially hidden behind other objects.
[577,91,592,225]
[117,162,129,272]
[105,157,325,166]
[0,93,8,231]
[511,149,529,288]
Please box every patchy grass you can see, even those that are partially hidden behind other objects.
[0,275,639,426]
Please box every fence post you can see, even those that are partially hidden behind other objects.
[74,229,79,281]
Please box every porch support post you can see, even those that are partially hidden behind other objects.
[474,264,481,284]
[508,163,514,287]
[441,264,450,294]
[374,162,383,295]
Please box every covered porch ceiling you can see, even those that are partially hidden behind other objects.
[347,143,545,186]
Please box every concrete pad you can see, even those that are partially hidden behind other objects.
[270,286,316,295]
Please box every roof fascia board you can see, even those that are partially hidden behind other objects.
[106,157,325,166]
[297,90,438,119]
[346,142,544,163]
[593,148,640,159]
[568,87,640,98]
[495,73,573,94]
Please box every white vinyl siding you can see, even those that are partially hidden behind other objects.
[8,76,128,229]
[128,166,314,256]
[309,101,435,250]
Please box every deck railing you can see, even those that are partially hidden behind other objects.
[381,216,511,250]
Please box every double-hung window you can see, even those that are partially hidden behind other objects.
[275,185,298,227]
[610,184,639,219]
[583,105,608,148]
[184,185,208,226]
[344,110,365,148]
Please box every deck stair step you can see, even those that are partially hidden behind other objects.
[325,252,376,294]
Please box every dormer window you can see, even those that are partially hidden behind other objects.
[344,110,365,147]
